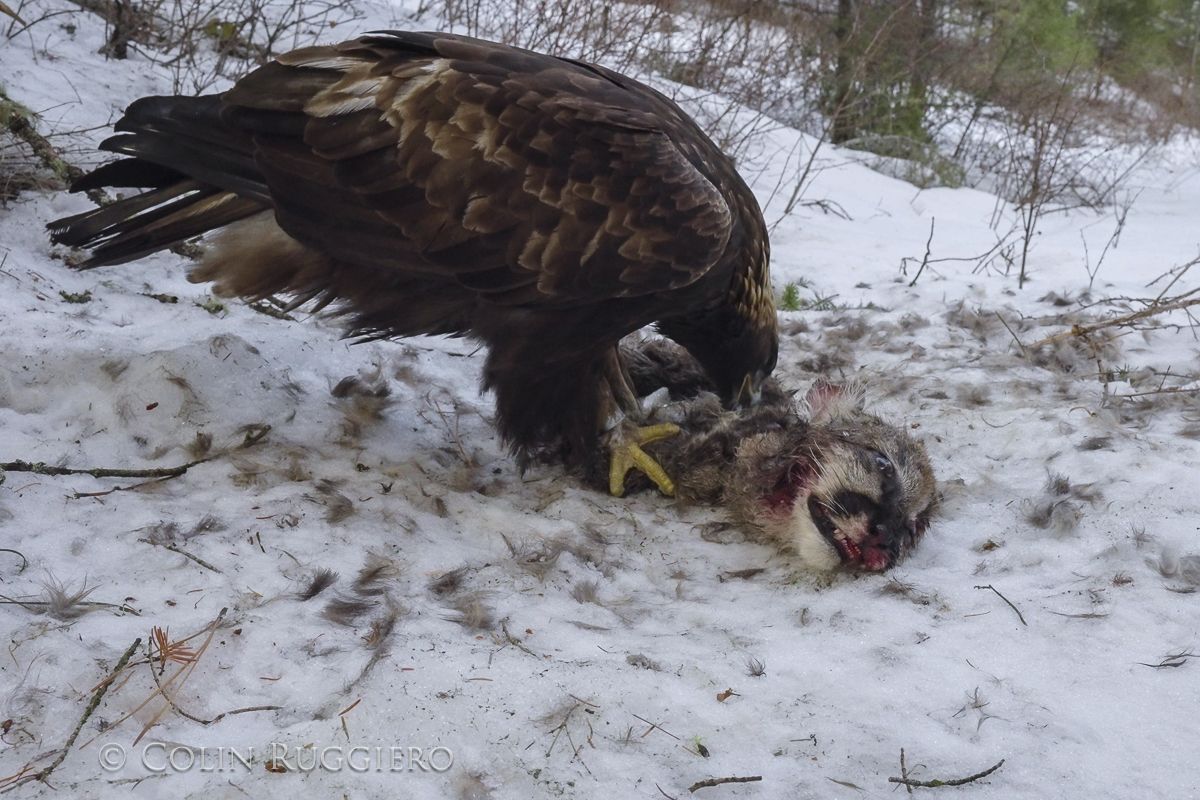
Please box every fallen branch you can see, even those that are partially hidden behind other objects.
[1,458,210,480]
[1027,288,1200,349]
[0,638,141,794]
[688,776,762,792]
[0,87,107,205]
[82,609,229,747]
[888,758,1005,788]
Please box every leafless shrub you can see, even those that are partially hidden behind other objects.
[56,0,363,94]
[434,0,823,165]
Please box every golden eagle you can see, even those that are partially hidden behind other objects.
[48,31,778,493]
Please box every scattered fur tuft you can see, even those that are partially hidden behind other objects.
[37,576,99,620]
[955,384,992,407]
[447,594,494,630]
[299,569,338,600]
[429,566,469,597]
[571,579,603,605]
[745,655,767,677]
[332,371,393,441]
[501,535,559,577]
[456,773,494,800]
[186,431,214,459]
[322,594,375,625]
[188,515,225,537]
[364,606,401,649]
[1024,473,1103,535]
[626,653,662,671]
[354,554,400,596]
[310,479,356,523]
[1149,549,1200,590]
[879,576,939,606]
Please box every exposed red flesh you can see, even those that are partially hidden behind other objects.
[761,459,811,516]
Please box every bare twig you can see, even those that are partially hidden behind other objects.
[147,665,278,723]
[137,539,222,573]
[1112,385,1200,400]
[889,758,1005,788]
[907,217,936,287]
[688,776,762,792]
[974,585,1027,626]
[632,714,680,740]
[498,619,539,657]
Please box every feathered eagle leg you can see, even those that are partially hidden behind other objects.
[602,347,680,497]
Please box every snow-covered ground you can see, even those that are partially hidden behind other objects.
[2,3,1198,798]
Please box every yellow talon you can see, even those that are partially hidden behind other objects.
[608,422,681,497]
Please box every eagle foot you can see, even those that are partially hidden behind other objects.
[607,422,681,497]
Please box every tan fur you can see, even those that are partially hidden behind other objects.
[190,212,334,300]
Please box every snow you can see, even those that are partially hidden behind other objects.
[2,3,1199,798]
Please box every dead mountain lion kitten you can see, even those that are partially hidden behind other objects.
[613,341,938,573]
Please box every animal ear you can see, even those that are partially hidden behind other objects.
[804,382,862,424]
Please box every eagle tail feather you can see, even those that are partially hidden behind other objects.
[48,95,271,266]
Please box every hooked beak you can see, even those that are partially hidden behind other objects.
[732,370,765,409]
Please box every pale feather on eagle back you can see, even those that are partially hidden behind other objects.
[47,30,778,477]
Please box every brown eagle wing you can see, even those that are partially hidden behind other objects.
[222,32,734,307]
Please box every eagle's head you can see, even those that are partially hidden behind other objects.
[699,315,779,409]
